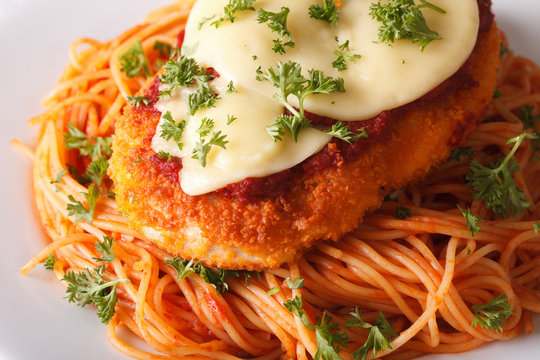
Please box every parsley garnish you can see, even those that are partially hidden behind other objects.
[153,40,173,58]
[159,55,219,115]
[86,157,109,187]
[534,222,540,235]
[92,236,116,264]
[283,295,312,328]
[395,206,412,219]
[466,133,536,218]
[211,0,257,28]
[345,307,397,360]
[157,151,173,162]
[457,205,482,238]
[165,258,196,280]
[51,170,67,191]
[197,117,215,137]
[450,146,475,162]
[369,0,446,51]
[227,114,238,125]
[62,265,128,324]
[267,287,280,296]
[127,95,151,108]
[166,257,240,293]
[261,61,344,142]
[160,111,186,150]
[471,294,513,332]
[226,80,237,94]
[285,276,304,289]
[67,184,99,224]
[119,39,151,78]
[192,131,228,167]
[519,105,540,130]
[64,123,112,160]
[44,254,57,270]
[257,7,295,54]
[309,0,339,26]
[324,122,367,143]
[332,40,361,72]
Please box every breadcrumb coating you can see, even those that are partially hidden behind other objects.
[109,24,500,270]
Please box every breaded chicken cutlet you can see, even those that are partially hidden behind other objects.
[109,0,500,269]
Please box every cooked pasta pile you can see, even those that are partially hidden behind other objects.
[14,1,540,359]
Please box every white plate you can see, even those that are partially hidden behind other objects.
[1,1,539,359]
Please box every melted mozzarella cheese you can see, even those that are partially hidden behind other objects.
[152,0,479,196]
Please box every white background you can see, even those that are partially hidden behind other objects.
[0,1,539,359]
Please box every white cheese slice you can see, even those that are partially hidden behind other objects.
[152,0,479,196]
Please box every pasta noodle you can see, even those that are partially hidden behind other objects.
[14,1,540,359]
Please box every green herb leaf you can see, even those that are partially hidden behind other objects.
[62,266,128,324]
[466,133,536,218]
[227,114,238,125]
[64,123,112,160]
[192,130,228,167]
[450,146,475,162]
[314,312,351,360]
[127,95,151,108]
[226,80,237,94]
[309,0,339,26]
[44,254,57,270]
[86,157,109,187]
[267,287,280,295]
[67,184,99,224]
[211,0,257,28]
[332,40,361,72]
[197,117,215,137]
[93,236,116,264]
[346,308,396,360]
[283,295,313,329]
[324,122,367,143]
[153,40,173,58]
[395,207,412,219]
[160,111,186,150]
[119,39,151,78]
[257,7,295,54]
[457,205,482,237]
[157,151,173,162]
[471,294,513,332]
[165,257,196,280]
[285,276,305,289]
[534,222,540,235]
[369,0,445,51]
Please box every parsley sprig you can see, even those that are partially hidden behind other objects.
[466,133,537,218]
[369,0,446,51]
[166,257,240,293]
[211,0,257,28]
[345,307,397,360]
[257,7,295,54]
[471,294,513,332]
[67,184,99,224]
[44,254,57,270]
[62,265,128,324]
[119,40,151,78]
[159,54,219,115]
[261,61,344,142]
[324,122,367,143]
[92,236,116,264]
[457,205,482,237]
[332,40,361,72]
[160,111,186,150]
[309,0,340,27]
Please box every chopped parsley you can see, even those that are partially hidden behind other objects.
[369,0,446,51]
[309,0,340,26]
[227,114,238,125]
[395,206,412,219]
[92,236,116,264]
[153,40,173,58]
[471,294,513,332]
[285,276,305,289]
[64,123,112,160]
[157,150,173,162]
[226,80,237,94]
[86,157,109,187]
[192,131,228,167]
[332,39,361,72]
[67,184,99,224]
[466,133,536,218]
[119,39,151,78]
[534,222,540,235]
[62,265,128,324]
[159,55,219,115]
[44,254,57,270]
[457,205,482,238]
[211,0,257,28]
[450,146,475,162]
[324,121,367,143]
[261,61,344,142]
[160,111,186,150]
[345,307,397,360]
[257,7,295,54]
[266,287,280,296]
[127,95,151,108]
[166,257,240,293]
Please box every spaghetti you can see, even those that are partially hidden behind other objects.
[14,1,540,359]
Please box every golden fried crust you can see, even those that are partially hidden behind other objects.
[109,24,500,270]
